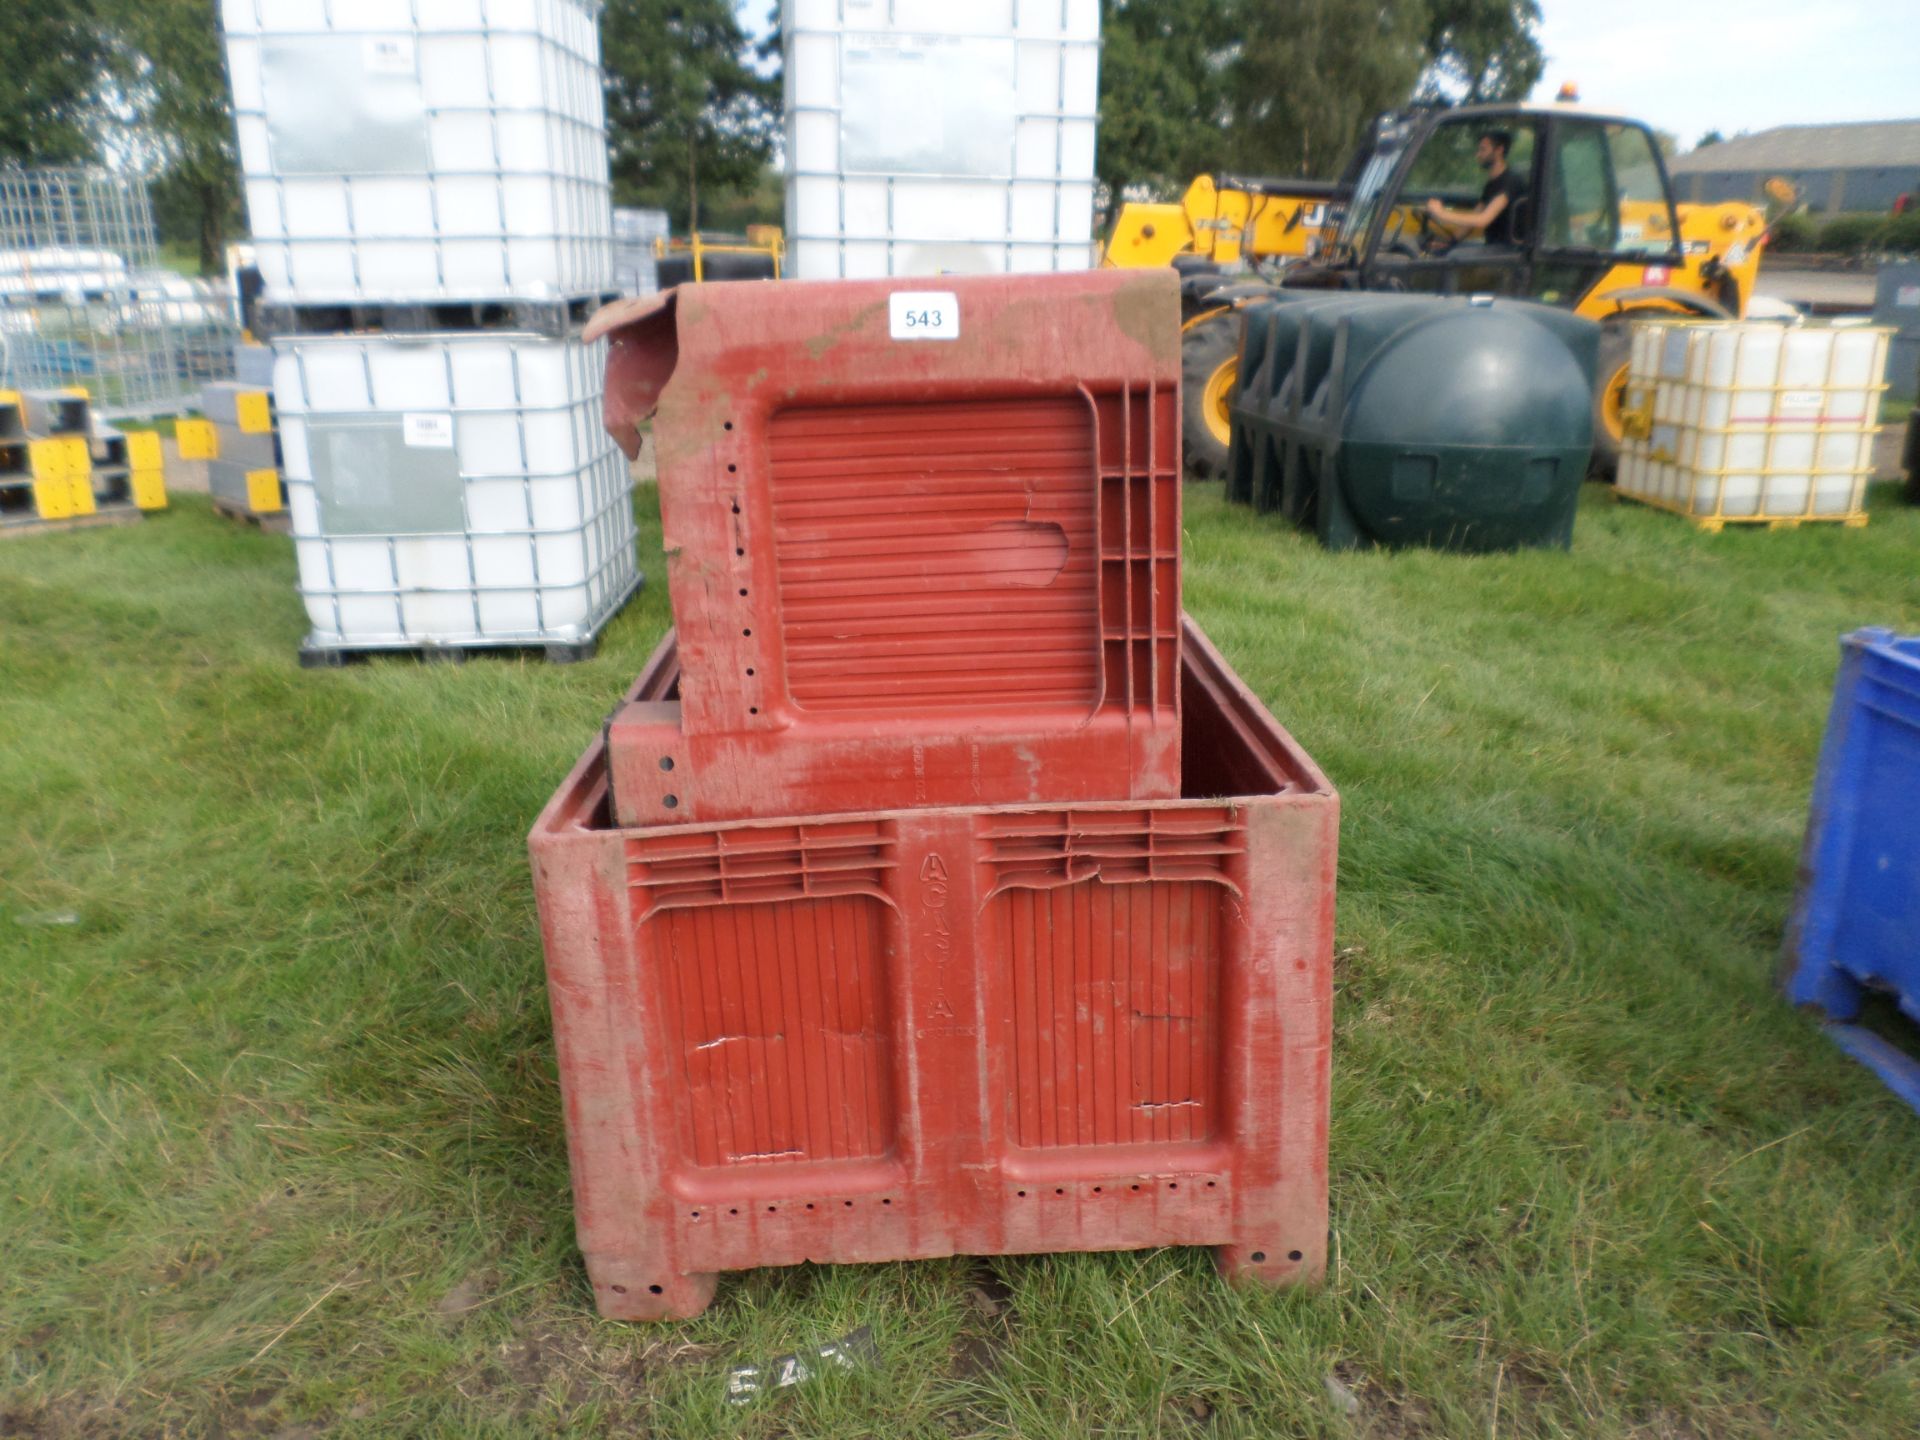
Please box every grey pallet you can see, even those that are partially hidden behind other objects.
[299,636,601,668]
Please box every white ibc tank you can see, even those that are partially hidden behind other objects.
[1619,318,1891,524]
[273,329,638,649]
[223,0,614,303]
[782,0,1100,279]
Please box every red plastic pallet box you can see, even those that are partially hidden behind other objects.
[529,615,1337,1320]
[583,269,1184,827]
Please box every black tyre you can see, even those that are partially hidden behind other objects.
[1590,324,1632,479]
[1181,314,1241,481]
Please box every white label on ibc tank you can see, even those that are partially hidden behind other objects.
[403,412,455,449]
[363,36,416,76]
[889,292,960,341]
[1779,390,1824,417]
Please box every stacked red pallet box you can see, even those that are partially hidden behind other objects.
[528,269,1339,1320]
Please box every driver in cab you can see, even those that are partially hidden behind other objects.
[1424,130,1526,246]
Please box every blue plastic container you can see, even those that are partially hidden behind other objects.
[1784,628,1920,1112]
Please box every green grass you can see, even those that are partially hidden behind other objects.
[155,242,209,280]
[5,482,1920,1437]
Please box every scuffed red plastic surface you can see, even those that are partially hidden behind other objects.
[530,616,1337,1320]
[586,270,1184,826]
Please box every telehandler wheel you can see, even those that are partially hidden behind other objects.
[1181,314,1241,480]
[1590,325,1632,479]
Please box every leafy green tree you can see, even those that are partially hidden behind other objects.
[1095,0,1548,194]
[1095,0,1240,202]
[1418,0,1543,102]
[1227,0,1429,178]
[0,0,110,165]
[1696,129,1726,150]
[601,0,779,230]
[103,0,242,274]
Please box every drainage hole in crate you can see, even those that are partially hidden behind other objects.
[723,421,733,431]
[805,1202,815,1210]
[1054,1187,1064,1196]
[738,588,748,597]
[767,1205,777,1213]
[690,1210,701,1219]
[1251,1251,1266,1264]
[1092,1186,1102,1194]
[659,756,675,772]
[881,1198,892,1206]
[1288,1249,1303,1262]
[648,1284,663,1295]
[1130,1184,1140,1191]
[731,498,740,511]
[843,1200,853,1207]
[749,706,759,715]
[736,547,744,556]
[1206,1181,1216,1189]
[728,1208,739,1216]
[610,1284,627,1294]
[746,667,755,676]
[1168,1182,1179,1191]
[1016,1189,1027,1197]
[742,627,752,637]
[728,465,738,475]
[662,794,679,810]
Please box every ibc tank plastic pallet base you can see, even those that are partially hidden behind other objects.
[529,615,1337,1321]
[1608,489,1871,534]
[298,571,643,669]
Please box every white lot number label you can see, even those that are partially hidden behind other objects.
[1779,390,1824,418]
[363,36,417,75]
[403,412,455,449]
[889,291,960,341]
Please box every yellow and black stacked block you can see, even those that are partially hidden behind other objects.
[198,382,285,516]
[4,389,95,526]
[1,387,165,530]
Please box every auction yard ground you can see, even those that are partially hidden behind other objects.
[4,479,1919,1437]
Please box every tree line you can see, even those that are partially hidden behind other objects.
[1,0,1541,272]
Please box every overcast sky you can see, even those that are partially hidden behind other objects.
[1526,0,1917,148]
[743,1,1919,153]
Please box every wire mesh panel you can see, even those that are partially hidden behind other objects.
[0,167,239,418]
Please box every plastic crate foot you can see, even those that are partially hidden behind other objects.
[588,1255,717,1321]
[1215,1240,1324,1288]
[545,639,597,664]
[1826,1025,1920,1116]
[299,645,347,670]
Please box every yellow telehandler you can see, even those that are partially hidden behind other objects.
[1105,98,1785,477]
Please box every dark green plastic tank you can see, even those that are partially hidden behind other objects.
[1226,293,1598,552]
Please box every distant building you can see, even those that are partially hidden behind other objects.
[1668,119,1920,213]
